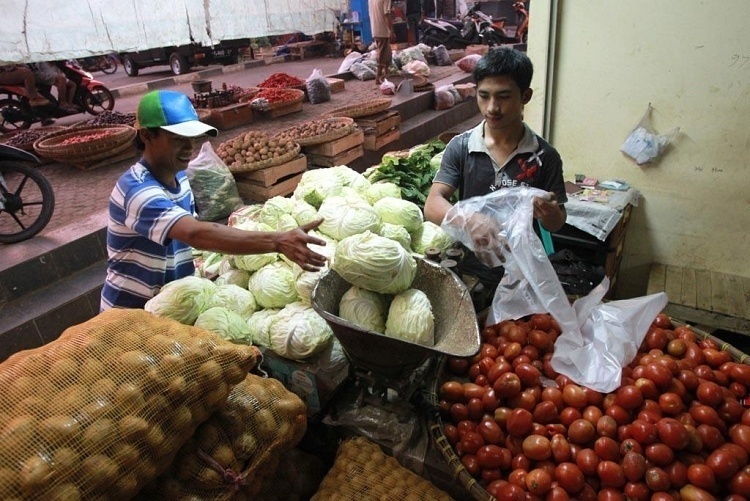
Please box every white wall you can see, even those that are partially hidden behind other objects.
[525,0,750,298]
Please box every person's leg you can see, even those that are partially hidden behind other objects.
[375,38,388,84]
[0,67,49,105]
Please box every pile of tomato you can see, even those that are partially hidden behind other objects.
[57,131,114,146]
[438,312,750,500]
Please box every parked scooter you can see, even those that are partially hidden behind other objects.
[420,17,472,49]
[73,54,119,74]
[0,62,115,133]
[420,7,512,49]
[0,144,54,244]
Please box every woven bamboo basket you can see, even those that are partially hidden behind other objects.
[324,98,392,119]
[250,88,305,111]
[1,126,67,152]
[33,125,136,165]
[228,142,301,173]
[236,87,262,103]
[427,318,750,501]
[273,117,355,146]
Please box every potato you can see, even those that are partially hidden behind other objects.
[82,419,116,452]
[51,447,80,482]
[165,376,188,402]
[15,396,46,417]
[204,381,229,407]
[116,329,143,349]
[78,358,106,382]
[43,482,82,501]
[89,377,116,400]
[143,424,166,452]
[211,443,236,468]
[194,465,223,489]
[2,415,38,451]
[49,384,89,416]
[0,467,20,498]
[134,457,159,486]
[19,454,53,495]
[113,472,139,499]
[197,360,223,387]
[80,454,120,492]
[160,352,186,378]
[39,415,81,444]
[118,350,154,374]
[49,358,79,387]
[114,383,145,414]
[75,399,109,426]
[109,442,140,470]
[168,405,194,435]
[195,422,221,451]
[118,415,149,441]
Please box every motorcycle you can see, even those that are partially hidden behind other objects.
[0,62,115,134]
[420,17,471,49]
[420,7,512,49]
[73,54,119,74]
[0,144,55,244]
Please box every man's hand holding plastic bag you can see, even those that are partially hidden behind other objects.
[441,187,667,393]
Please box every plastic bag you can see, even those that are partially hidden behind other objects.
[432,45,453,66]
[397,46,427,66]
[306,68,331,104]
[186,141,244,221]
[434,84,456,110]
[620,104,680,165]
[338,51,362,73]
[456,54,482,72]
[380,78,396,95]
[441,187,668,392]
[403,60,430,78]
[350,60,377,80]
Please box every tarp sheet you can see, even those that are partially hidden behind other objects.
[0,0,342,64]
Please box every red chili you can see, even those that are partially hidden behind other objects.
[258,72,303,88]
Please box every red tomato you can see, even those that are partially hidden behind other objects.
[730,424,750,454]
[533,401,560,424]
[653,313,672,329]
[575,448,600,476]
[506,408,534,437]
[450,403,469,423]
[477,444,505,469]
[478,419,504,445]
[460,431,485,455]
[546,486,570,501]
[562,384,588,409]
[705,448,740,480]
[597,488,625,501]
[658,392,685,415]
[444,424,460,445]
[620,438,644,456]
[464,382,486,401]
[596,415,618,438]
[621,451,647,482]
[560,407,583,428]
[729,470,750,495]
[696,380,724,406]
[686,463,716,490]
[593,436,620,462]
[643,467,672,492]
[467,397,484,420]
[623,481,650,501]
[730,364,750,386]
[461,453,481,476]
[697,424,726,450]
[510,452,530,471]
[440,381,464,402]
[481,467,503,484]
[516,363,542,388]
[615,385,644,410]
[448,357,470,375]
[568,419,597,445]
[679,484,719,501]
[495,482,526,501]
[582,405,604,425]
[525,468,553,495]
[494,372,522,399]
[486,479,507,498]
[597,460,626,488]
[644,443,675,467]
[665,461,688,488]
[550,433,572,463]
[522,435,552,461]
[656,417,690,450]
[555,462,585,494]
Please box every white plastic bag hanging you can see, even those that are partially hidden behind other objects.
[186,141,243,221]
[620,104,680,165]
[441,187,668,392]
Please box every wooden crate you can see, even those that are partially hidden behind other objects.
[232,154,307,187]
[256,100,303,119]
[363,127,400,151]
[647,264,750,335]
[307,145,363,168]
[288,41,327,60]
[355,110,401,136]
[236,172,304,202]
[303,129,364,157]
[203,103,253,130]
[327,78,345,93]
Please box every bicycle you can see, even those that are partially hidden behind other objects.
[0,144,55,244]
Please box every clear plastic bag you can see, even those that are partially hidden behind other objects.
[306,68,331,104]
[620,104,680,165]
[380,78,396,95]
[186,141,243,221]
[441,187,668,392]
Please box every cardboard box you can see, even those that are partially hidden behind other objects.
[259,342,350,416]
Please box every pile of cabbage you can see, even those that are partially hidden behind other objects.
[145,164,455,357]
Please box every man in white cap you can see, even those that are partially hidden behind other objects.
[101,90,327,310]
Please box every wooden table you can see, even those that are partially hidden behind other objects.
[647,264,750,335]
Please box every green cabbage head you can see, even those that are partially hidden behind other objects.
[330,165,371,193]
[411,221,455,254]
[378,222,412,251]
[215,268,251,288]
[373,197,424,233]
[247,308,280,347]
[333,231,416,294]
[268,302,333,360]
[293,169,344,208]
[291,199,319,226]
[364,182,402,205]
[339,286,389,333]
[195,306,253,344]
[210,284,257,319]
[249,261,298,308]
[385,288,435,346]
[145,276,216,325]
[317,196,382,241]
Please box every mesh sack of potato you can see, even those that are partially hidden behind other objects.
[0,309,260,500]
[141,374,307,500]
[253,447,327,501]
[311,436,454,501]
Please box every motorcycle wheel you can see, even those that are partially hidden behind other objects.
[0,161,55,244]
[101,55,118,74]
[82,86,115,115]
[0,98,33,134]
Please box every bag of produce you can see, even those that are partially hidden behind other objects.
[186,141,243,221]
[306,68,331,104]
[432,44,453,66]
[350,61,377,81]
[142,374,307,500]
[456,53,482,72]
[311,436,452,500]
[253,448,327,501]
[0,309,260,500]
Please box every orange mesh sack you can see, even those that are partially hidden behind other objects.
[0,309,260,500]
[311,436,454,501]
[254,447,327,501]
[142,373,307,500]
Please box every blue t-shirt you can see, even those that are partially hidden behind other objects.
[100,160,195,310]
